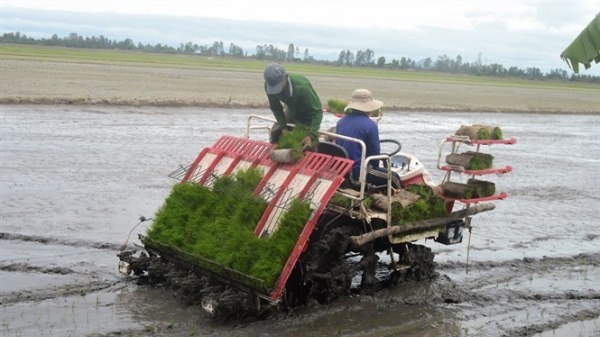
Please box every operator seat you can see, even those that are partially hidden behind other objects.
[317,141,361,190]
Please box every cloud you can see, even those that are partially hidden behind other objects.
[1,5,599,75]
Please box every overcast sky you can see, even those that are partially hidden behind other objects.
[2,0,599,75]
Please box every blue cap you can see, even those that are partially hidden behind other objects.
[264,63,286,94]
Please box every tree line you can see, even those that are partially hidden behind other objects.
[1,31,597,84]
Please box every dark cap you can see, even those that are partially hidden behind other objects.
[264,63,286,94]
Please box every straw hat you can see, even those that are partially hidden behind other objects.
[343,89,384,112]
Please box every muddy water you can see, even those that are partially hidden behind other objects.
[1,105,598,337]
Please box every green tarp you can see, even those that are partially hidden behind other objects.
[561,13,600,73]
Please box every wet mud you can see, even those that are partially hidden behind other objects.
[1,105,598,336]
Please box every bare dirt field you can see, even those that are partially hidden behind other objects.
[0,58,598,114]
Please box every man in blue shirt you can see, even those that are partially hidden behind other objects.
[336,89,401,190]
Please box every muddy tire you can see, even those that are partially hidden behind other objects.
[402,243,437,281]
[298,219,392,304]
[302,227,354,304]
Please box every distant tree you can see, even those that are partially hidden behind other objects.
[120,38,134,50]
[355,49,376,67]
[526,67,543,79]
[339,50,350,66]
[229,43,244,58]
[287,43,295,61]
[475,52,484,74]
[266,44,275,59]
[400,57,408,69]
[345,50,354,66]
[452,54,462,73]
[5,31,599,83]
[211,41,223,56]
[435,54,451,72]
[183,41,194,53]
[355,50,365,66]
[256,45,266,60]
[547,68,568,80]
[364,49,374,66]
[423,57,432,69]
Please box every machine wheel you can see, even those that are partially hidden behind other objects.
[394,243,437,282]
[297,218,390,304]
[301,226,354,304]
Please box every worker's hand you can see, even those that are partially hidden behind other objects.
[302,136,312,147]
[433,185,444,197]
[282,129,288,136]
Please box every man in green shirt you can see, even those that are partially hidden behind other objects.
[264,63,323,145]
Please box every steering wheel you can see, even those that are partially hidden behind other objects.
[380,139,402,157]
[379,139,402,168]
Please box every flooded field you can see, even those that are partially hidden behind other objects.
[1,105,599,337]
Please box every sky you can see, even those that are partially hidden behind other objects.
[1,0,599,75]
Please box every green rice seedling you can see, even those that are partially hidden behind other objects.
[233,167,263,191]
[392,184,448,226]
[274,125,318,162]
[467,152,494,170]
[493,127,503,140]
[330,195,372,209]
[327,98,349,114]
[275,125,308,150]
[463,186,474,199]
[251,199,312,286]
[147,183,211,242]
[146,168,311,288]
[330,194,352,208]
[477,128,490,140]
[474,126,503,140]
[466,178,495,198]
[406,184,433,201]
[342,107,383,117]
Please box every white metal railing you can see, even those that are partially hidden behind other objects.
[245,115,393,225]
